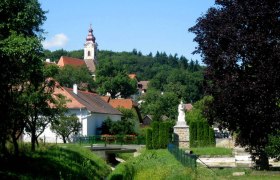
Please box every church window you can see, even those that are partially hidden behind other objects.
[88,51,91,56]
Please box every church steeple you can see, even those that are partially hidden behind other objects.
[86,24,96,43]
[84,24,97,73]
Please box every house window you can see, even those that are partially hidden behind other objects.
[88,51,91,56]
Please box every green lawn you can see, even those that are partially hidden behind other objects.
[110,148,280,180]
[195,165,280,180]
[0,144,111,179]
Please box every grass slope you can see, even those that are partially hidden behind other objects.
[0,144,111,179]
[109,149,193,180]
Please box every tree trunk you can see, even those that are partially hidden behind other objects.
[12,135,19,156]
[0,138,8,156]
[62,136,67,143]
[256,151,269,170]
[31,129,36,152]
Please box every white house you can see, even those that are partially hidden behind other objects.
[23,85,122,143]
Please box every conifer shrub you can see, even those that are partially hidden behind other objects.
[189,121,215,147]
[209,127,216,146]
[146,122,171,149]
[152,121,160,149]
[197,121,204,147]
[163,123,170,148]
[189,121,197,147]
[158,122,166,148]
[203,121,210,146]
[146,128,153,150]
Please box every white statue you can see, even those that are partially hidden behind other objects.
[176,100,187,126]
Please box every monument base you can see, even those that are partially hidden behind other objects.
[173,125,189,148]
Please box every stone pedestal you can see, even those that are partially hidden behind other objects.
[173,124,189,148]
[173,100,190,148]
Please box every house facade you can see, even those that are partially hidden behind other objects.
[23,85,122,143]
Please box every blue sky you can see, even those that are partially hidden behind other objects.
[40,0,215,62]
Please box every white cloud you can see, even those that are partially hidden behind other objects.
[42,33,69,49]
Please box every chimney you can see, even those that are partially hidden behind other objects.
[73,84,78,95]
[46,58,50,63]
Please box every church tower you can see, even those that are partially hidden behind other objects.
[84,24,98,73]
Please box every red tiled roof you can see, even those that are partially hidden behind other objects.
[53,86,121,115]
[108,99,136,109]
[63,87,122,115]
[57,56,86,68]
[53,87,85,109]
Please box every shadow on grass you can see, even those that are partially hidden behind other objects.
[0,146,109,179]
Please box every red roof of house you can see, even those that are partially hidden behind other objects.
[57,56,86,68]
[108,99,137,109]
[53,86,121,115]
[53,86,85,109]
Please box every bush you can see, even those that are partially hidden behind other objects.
[189,121,215,148]
[152,121,160,149]
[158,123,166,148]
[203,121,209,146]
[146,128,153,150]
[265,130,280,160]
[189,121,197,147]
[147,122,171,149]
[209,127,216,146]
[197,121,204,147]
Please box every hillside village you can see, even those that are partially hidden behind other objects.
[27,25,197,143]
[1,1,280,179]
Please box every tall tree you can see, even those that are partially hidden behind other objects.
[55,65,96,91]
[141,90,179,120]
[189,0,280,169]
[0,0,46,155]
[24,78,63,151]
[96,60,137,98]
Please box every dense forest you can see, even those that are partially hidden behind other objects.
[44,49,205,104]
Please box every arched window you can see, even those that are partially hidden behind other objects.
[88,51,91,56]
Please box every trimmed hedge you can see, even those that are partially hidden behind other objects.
[146,121,171,149]
[146,128,153,150]
[152,121,160,149]
[189,121,215,148]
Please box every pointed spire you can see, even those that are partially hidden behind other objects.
[86,24,95,42]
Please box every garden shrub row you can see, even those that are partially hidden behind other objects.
[146,121,172,149]
[189,120,215,147]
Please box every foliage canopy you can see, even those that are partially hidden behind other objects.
[189,0,280,169]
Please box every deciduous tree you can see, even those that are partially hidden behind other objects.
[51,114,81,143]
[0,0,46,155]
[189,0,280,169]
[96,60,137,98]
